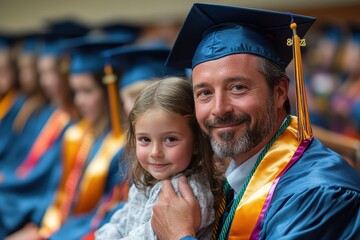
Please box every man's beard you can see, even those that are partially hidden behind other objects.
[204,97,276,159]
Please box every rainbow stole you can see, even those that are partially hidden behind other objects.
[39,121,125,238]
[228,116,312,239]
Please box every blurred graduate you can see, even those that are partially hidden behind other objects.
[11,28,138,240]
[0,20,90,239]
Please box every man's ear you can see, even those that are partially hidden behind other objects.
[274,77,289,109]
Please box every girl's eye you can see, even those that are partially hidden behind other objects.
[165,136,178,143]
[138,137,151,143]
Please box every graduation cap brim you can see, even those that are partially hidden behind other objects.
[61,36,134,74]
[166,3,316,69]
[102,45,171,66]
[61,34,137,54]
[99,22,142,37]
[102,45,186,89]
[44,19,90,38]
[0,32,18,49]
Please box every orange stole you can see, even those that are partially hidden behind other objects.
[12,94,45,133]
[0,89,16,120]
[228,116,306,239]
[39,121,125,237]
[16,109,71,178]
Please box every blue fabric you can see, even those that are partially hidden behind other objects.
[46,131,127,239]
[180,237,197,240]
[0,106,71,238]
[62,33,137,74]
[0,94,26,161]
[0,104,53,171]
[166,3,315,69]
[259,138,360,239]
[102,45,186,89]
[175,138,360,240]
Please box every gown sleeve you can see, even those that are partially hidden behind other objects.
[261,186,360,240]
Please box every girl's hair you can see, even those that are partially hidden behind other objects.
[126,76,223,206]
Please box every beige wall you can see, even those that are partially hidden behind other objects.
[0,0,359,33]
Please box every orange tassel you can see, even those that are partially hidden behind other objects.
[103,64,123,137]
[290,22,313,141]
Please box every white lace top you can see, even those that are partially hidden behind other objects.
[95,172,215,240]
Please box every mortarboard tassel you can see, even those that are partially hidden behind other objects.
[103,64,123,137]
[290,20,313,141]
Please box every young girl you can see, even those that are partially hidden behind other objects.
[96,77,223,239]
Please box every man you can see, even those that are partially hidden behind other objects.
[151,3,360,240]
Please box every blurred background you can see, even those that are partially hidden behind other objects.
[1,0,360,166]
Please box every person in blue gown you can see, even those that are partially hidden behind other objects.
[4,30,138,240]
[0,34,26,163]
[150,3,360,240]
[0,21,90,239]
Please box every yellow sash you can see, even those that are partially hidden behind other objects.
[39,121,125,238]
[0,89,16,120]
[228,116,311,239]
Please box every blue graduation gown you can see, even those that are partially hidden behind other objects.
[0,106,71,238]
[259,138,360,239]
[43,133,127,239]
[181,138,359,240]
[0,104,53,171]
[0,94,26,161]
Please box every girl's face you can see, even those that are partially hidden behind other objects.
[135,108,196,180]
[69,73,106,125]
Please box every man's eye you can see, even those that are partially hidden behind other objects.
[233,85,245,91]
[197,89,212,98]
[200,90,211,96]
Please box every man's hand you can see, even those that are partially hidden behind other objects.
[152,176,201,240]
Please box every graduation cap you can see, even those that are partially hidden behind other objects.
[13,31,45,55]
[167,3,315,141]
[166,3,315,70]
[44,19,90,38]
[62,35,137,137]
[98,21,142,39]
[61,33,136,74]
[348,23,360,45]
[0,33,17,50]
[102,45,186,89]
[37,19,91,56]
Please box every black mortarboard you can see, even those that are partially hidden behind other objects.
[166,3,315,70]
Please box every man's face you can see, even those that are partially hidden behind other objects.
[192,54,279,162]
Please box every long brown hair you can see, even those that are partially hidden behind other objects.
[126,76,223,206]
